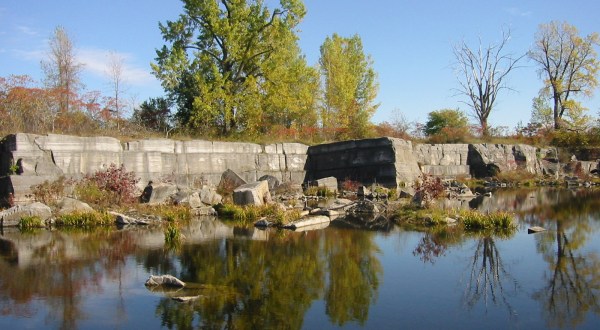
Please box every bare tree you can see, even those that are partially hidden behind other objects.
[41,26,83,116]
[528,21,599,130]
[106,51,128,130]
[453,30,523,137]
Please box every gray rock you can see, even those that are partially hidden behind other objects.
[258,174,280,191]
[528,226,546,234]
[148,184,178,205]
[0,202,52,227]
[233,181,272,206]
[254,218,272,228]
[220,169,247,190]
[191,206,217,216]
[316,176,338,193]
[357,186,371,197]
[187,192,203,209]
[145,275,185,288]
[57,197,94,215]
[199,185,222,205]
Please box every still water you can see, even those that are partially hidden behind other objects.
[1,188,600,329]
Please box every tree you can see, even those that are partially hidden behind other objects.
[529,21,599,130]
[152,0,307,136]
[453,30,523,137]
[319,33,379,139]
[106,51,128,130]
[132,97,173,135]
[423,108,469,142]
[41,26,83,116]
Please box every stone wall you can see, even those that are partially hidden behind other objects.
[304,137,421,188]
[0,133,308,204]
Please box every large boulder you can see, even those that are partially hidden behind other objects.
[233,181,272,206]
[57,197,94,215]
[148,183,178,205]
[220,169,247,190]
[258,174,280,191]
[199,185,222,205]
[145,275,185,288]
[0,202,52,227]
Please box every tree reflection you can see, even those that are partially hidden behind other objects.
[530,189,600,328]
[463,233,518,318]
[150,226,382,329]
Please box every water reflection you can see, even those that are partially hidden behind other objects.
[147,227,382,329]
[1,188,600,328]
[525,189,600,328]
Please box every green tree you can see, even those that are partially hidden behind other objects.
[131,97,173,135]
[319,33,379,140]
[529,21,600,130]
[423,108,469,142]
[152,0,307,137]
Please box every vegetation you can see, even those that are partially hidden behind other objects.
[459,209,515,230]
[215,202,300,227]
[18,216,45,229]
[319,33,379,139]
[453,29,524,137]
[32,176,68,204]
[55,211,113,227]
[75,164,139,206]
[529,21,599,130]
[423,108,470,143]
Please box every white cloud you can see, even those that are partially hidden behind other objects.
[76,48,156,87]
[505,7,531,17]
[16,25,39,36]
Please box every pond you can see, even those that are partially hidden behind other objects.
[1,188,600,329]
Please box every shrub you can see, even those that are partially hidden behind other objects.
[164,224,181,246]
[32,176,68,204]
[76,164,139,206]
[341,178,361,192]
[413,174,445,207]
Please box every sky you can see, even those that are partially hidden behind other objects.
[1,0,599,132]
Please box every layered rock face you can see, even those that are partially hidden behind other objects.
[304,137,421,188]
[413,144,470,177]
[0,133,307,203]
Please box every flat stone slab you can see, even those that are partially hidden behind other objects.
[528,226,547,234]
[284,215,330,230]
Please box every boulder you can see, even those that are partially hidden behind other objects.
[57,197,94,215]
[220,169,247,190]
[0,202,52,227]
[199,185,222,205]
[258,174,280,191]
[148,183,178,205]
[348,200,380,214]
[316,176,338,193]
[233,181,272,206]
[145,275,185,288]
[191,206,217,216]
[187,192,203,209]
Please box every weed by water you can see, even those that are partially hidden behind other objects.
[55,211,113,227]
[18,216,45,229]
[460,209,515,230]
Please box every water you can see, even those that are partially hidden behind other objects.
[1,188,600,329]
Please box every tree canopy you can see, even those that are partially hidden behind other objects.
[152,0,314,137]
[529,21,600,130]
[319,33,379,140]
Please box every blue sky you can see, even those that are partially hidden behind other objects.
[1,0,599,131]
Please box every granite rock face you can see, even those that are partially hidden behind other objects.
[0,133,308,204]
[304,137,421,188]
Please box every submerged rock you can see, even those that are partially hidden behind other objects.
[145,275,185,288]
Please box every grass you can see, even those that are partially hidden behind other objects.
[18,216,45,229]
[164,224,182,246]
[215,202,302,226]
[459,209,515,230]
[55,211,113,227]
